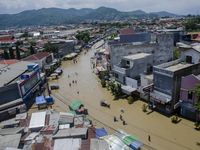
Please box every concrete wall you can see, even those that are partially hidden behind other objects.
[153,62,200,112]
[180,74,200,103]
[126,55,153,79]
[181,49,200,64]
[109,33,174,68]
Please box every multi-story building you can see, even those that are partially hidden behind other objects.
[108,33,174,68]
[150,59,200,114]
[0,61,42,121]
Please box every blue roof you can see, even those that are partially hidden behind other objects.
[130,140,143,150]
[35,96,46,105]
[95,128,108,138]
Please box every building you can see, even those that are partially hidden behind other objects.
[23,52,61,76]
[0,61,41,121]
[179,74,200,121]
[108,33,174,68]
[157,28,184,46]
[113,53,153,95]
[119,28,151,43]
[150,59,200,114]
[0,35,16,48]
[23,52,54,69]
[50,39,76,58]
[178,43,200,64]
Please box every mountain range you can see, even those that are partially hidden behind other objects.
[0,7,178,28]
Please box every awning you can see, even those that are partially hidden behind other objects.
[69,100,83,111]
[95,128,108,138]
[150,90,171,104]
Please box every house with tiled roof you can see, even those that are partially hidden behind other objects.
[23,52,54,69]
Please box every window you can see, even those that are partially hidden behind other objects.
[186,56,192,63]
[126,61,130,65]
[115,73,119,79]
[188,91,193,100]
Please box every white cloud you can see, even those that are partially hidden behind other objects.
[0,0,199,15]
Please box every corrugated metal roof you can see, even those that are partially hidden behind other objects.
[53,128,88,139]
[0,61,31,86]
[0,134,21,150]
[90,139,109,150]
[53,138,81,150]
[4,148,22,150]
[0,127,24,135]
[29,111,46,129]
[102,135,131,150]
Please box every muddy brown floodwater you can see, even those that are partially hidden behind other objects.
[49,41,200,150]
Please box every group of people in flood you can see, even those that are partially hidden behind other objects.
[68,72,79,95]
[113,108,127,125]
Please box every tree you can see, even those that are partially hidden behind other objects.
[44,42,58,54]
[16,45,21,59]
[30,45,35,54]
[194,85,200,122]
[101,79,106,88]
[9,47,15,59]
[76,31,90,43]
[127,96,134,104]
[3,50,9,59]
[185,16,200,32]
[173,48,181,60]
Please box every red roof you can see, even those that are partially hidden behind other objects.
[23,52,51,61]
[0,59,19,65]
[120,28,134,35]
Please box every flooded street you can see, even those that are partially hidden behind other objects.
[50,41,200,150]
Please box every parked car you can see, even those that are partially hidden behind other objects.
[50,84,60,90]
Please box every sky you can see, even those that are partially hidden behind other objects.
[0,0,199,15]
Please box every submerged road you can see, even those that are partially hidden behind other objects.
[50,41,200,150]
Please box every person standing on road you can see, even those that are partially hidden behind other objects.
[148,135,151,142]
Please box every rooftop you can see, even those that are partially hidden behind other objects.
[0,59,19,65]
[123,53,151,61]
[165,62,192,72]
[23,52,51,61]
[156,59,193,72]
[120,28,134,35]
[0,61,32,87]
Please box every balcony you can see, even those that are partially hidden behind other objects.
[113,65,127,75]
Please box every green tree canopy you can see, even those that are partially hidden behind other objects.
[9,47,15,59]
[30,45,35,54]
[16,45,21,59]
[76,31,90,43]
[3,50,9,59]
[185,16,200,32]
[44,42,58,54]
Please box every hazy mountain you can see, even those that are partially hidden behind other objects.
[0,7,178,28]
[150,11,177,17]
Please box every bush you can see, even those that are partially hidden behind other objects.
[127,96,134,104]
[101,79,106,88]
[171,116,179,123]
[194,122,200,130]
[142,104,148,112]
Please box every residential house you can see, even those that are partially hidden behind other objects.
[180,74,200,120]
[113,53,153,95]
[150,59,200,114]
